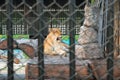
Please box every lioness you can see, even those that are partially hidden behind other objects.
[44,28,69,57]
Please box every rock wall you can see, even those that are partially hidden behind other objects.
[75,3,103,59]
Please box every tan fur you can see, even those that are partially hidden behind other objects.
[44,28,69,56]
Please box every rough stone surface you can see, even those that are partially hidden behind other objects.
[75,43,103,59]
[78,26,98,44]
[83,4,100,30]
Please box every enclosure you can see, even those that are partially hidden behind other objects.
[0,0,120,80]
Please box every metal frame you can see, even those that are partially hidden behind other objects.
[0,0,116,80]
[7,0,14,80]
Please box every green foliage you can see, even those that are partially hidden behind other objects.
[62,35,79,41]
[91,0,95,4]
[91,0,94,3]
[23,53,29,59]
[0,35,29,39]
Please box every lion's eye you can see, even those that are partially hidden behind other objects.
[56,37,60,40]
[56,36,61,41]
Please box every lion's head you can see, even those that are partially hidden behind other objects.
[48,28,62,42]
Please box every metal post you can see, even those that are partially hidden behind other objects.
[37,0,45,80]
[106,0,114,80]
[69,0,76,80]
[6,0,14,80]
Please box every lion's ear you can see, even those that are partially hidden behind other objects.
[48,28,52,32]
[48,28,61,34]
[54,28,61,33]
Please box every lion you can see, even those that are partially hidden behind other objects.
[44,28,69,57]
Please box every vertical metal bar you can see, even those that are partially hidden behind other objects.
[0,11,3,34]
[6,0,14,80]
[69,0,76,80]
[106,0,114,80]
[117,0,120,56]
[37,0,44,80]
[103,0,107,57]
[98,0,104,48]
[114,0,120,57]
[23,1,27,34]
[0,12,2,34]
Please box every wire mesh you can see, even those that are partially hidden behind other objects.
[0,0,119,80]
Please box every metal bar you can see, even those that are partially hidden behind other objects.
[118,1,120,55]
[0,12,2,34]
[69,0,76,80]
[37,0,45,80]
[106,0,114,80]
[6,0,14,80]
[103,0,107,57]
[114,0,120,57]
